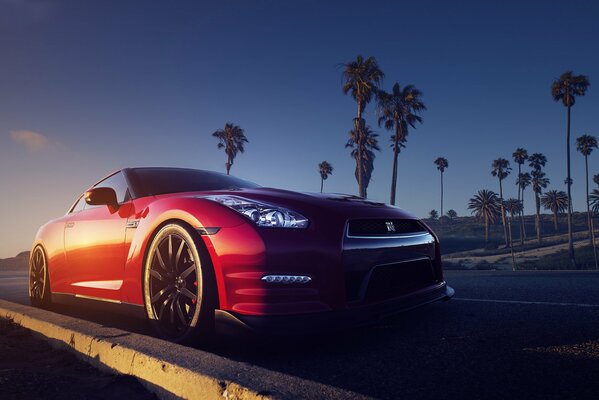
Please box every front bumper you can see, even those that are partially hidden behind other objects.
[214,282,454,336]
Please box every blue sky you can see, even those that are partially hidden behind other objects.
[1,0,599,257]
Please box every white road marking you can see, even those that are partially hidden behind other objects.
[455,297,599,308]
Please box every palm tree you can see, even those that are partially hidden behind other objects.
[531,170,550,244]
[512,148,529,244]
[318,161,333,193]
[505,198,523,222]
[529,153,548,244]
[491,158,512,246]
[434,157,448,224]
[541,190,568,232]
[576,135,598,242]
[528,153,547,171]
[342,55,384,198]
[429,210,439,220]
[576,134,598,269]
[552,71,591,267]
[446,209,458,219]
[516,172,531,245]
[346,126,380,198]
[504,198,523,271]
[468,189,500,244]
[211,123,248,175]
[376,83,426,205]
[594,174,599,186]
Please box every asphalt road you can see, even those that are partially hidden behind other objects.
[2,269,599,400]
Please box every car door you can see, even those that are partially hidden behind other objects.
[63,171,133,301]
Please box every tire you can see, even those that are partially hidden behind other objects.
[29,245,52,308]
[143,223,217,343]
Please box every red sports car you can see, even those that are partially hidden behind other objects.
[29,167,454,342]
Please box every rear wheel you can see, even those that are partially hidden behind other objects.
[143,223,216,343]
[29,246,51,307]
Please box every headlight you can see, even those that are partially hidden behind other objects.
[203,195,309,229]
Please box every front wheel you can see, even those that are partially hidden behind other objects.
[29,246,52,308]
[143,223,216,343]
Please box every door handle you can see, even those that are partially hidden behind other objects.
[65,222,75,228]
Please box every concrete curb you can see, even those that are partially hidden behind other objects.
[0,299,367,400]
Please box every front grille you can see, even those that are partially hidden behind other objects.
[364,258,436,302]
[347,219,427,237]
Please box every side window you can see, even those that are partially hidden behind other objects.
[69,195,86,213]
[94,172,130,204]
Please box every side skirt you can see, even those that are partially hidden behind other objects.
[52,292,146,319]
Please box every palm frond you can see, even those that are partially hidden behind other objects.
[376,81,425,146]
[528,153,547,171]
[512,148,528,165]
[576,134,598,156]
[531,170,550,194]
[211,122,248,172]
[318,161,334,180]
[504,198,523,217]
[517,172,531,190]
[491,158,511,180]
[434,157,449,172]
[541,190,568,213]
[551,71,590,106]
[468,189,500,223]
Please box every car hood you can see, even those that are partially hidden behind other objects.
[179,187,419,220]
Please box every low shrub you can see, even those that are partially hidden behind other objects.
[518,246,599,270]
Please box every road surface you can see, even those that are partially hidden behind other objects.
[2,269,599,399]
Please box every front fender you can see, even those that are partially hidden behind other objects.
[32,218,69,293]
[120,196,246,305]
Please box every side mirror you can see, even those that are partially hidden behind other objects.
[85,187,118,208]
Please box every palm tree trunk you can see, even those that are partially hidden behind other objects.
[320,178,324,193]
[585,156,592,244]
[355,100,365,198]
[226,158,232,175]
[521,190,526,243]
[566,105,576,267]
[592,215,598,270]
[512,163,524,245]
[440,171,444,222]
[535,193,542,245]
[585,155,598,269]
[389,124,401,205]
[358,144,365,197]
[390,144,399,205]
[499,179,508,246]
[485,217,489,244]
[553,212,558,232]
[508,216,516,271]
[357,139,365,198]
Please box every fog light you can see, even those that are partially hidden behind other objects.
[261,275,311,284]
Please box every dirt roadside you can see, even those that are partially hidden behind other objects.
[443,237,591,270]
[0,317,157,400]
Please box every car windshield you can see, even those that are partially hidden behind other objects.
[128,168,260,197]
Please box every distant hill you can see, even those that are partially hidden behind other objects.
[423,211,594,255]
[0,251,29,270]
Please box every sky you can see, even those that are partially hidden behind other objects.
[1,0,599,258]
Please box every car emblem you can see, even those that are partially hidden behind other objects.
[385,221,396,232]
